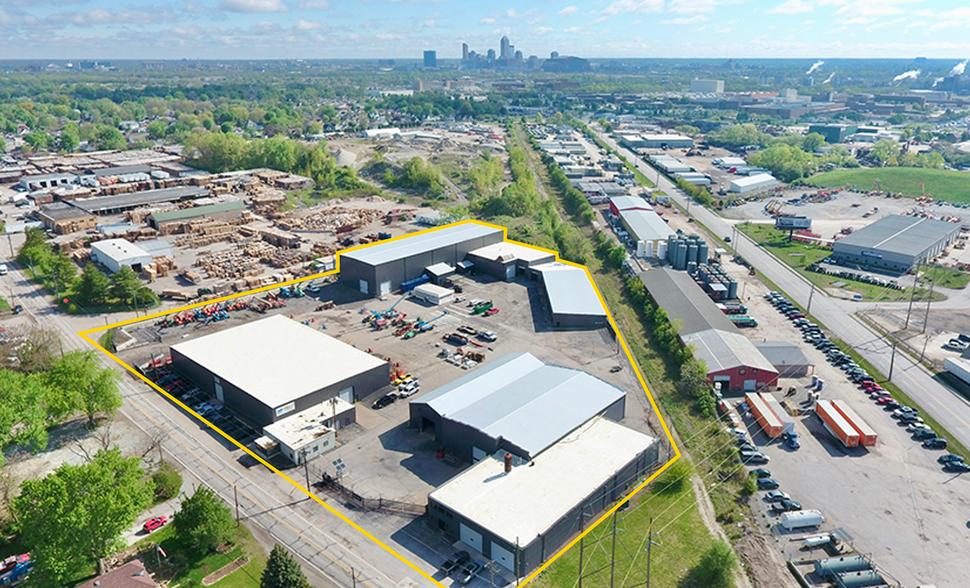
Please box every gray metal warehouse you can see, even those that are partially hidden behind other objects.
[533,263,608,330]
[832,215,962,273]
[464,241,555,282]
[339,223,504,297]
[427,417,659,576]
[409,352,626,463]
[754,341,815,378]
[171,315,389,428]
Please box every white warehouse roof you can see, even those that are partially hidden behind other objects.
[534,263,607,318]
[90,239,151,263]
[171,315,387,409]
[682,328,777,374]
[620,209,675,242]
[729,173,777,192]
[429,417,656,544]
[468,241,554,264]
[412,353,625,457]
[341,223,503,266]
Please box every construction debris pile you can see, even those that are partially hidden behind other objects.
[275,206,385,232]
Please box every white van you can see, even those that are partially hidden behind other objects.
[0,264,8,276]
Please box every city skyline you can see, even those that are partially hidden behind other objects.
[2,0,970,60]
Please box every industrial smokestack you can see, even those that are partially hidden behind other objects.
[504,452,512,473]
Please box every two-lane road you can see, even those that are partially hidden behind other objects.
[591,127,970,450]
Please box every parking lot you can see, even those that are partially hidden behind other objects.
[116,266,659,584]
[725,275,970,588]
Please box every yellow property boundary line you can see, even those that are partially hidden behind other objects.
[78,219,681,588]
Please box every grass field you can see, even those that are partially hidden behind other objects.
[921,265,970,290]
[806,167,970,204]
[0,296,9,311]
[738,223,946,302]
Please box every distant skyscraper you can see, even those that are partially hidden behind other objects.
[423,50,437,68]
[487,48,496,61]
[550,51,559,59]
[514,50,523,61]
[500,36,510,60]
[462,43,469,61]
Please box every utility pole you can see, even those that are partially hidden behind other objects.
[301,449,310,497]
[351,567,356,588]
[921,279,935,334]
[904,258,923,330]
[645,518,660,588]
[234,485,240,524]
[609,510,617,588]
[806,282,816,316]
[888,340,898,382]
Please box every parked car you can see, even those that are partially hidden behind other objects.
[892,406,918,419]
[782,431,801,449]
[924,437,949,450]
[938,454,965,464]
[143,516,168,533]
[943,461,970,473]
[778,499,803,512]
[757,477,780,490]
[397,380,420,397]
[765,490,790,502]
[740,450,769,464]
[749,468,771,478]
[907,422,933,433]
[372,394,397,409]
[737,443,757,453]
[479,331,498,342]
[457,560,485,585]
[900,413,924,425]
[440,551,471,575]
[912,428,938,440]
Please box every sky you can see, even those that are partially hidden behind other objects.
[2,0,970,60]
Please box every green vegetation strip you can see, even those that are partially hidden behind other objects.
[807,167,970,204]
[737,223,945,303]
[0,296,9,311]
[920,265,970,290]
[831,338,970,460]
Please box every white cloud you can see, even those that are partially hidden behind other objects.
[295,0,330,8]
[591,15,608,24]
[667,0,717,13]
[216,0,288,13]
[601,0,663,16]
[49,8,174,25]
[563,25,582,33]
[836,0,923,19]
[424,18,435,27]
[817,0,847,5]
[0,9,40,25]
[661,14,707,24]
[558,6,578,17]
[479,17,495,24]
[182,1,206,13]
[534,26,553,36]
[840,16,874,23]
[294,19,323,30]
[938,7,970,20]
[768,0,813,15]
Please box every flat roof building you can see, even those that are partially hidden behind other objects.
[171,315,389,428]
[832,215,962,273]
[465,240,556,282]
[729,173,777,194]
[690,79,725,94]
[37,202,97,235]
[410,353,626,463]
[256,397,354,464]
[148,200,246,231]
[754,341,815,378]
[90,239,153,273]
[609,196,652,217]
[619,209,675,250]
[19,172,77,191]
[532,263,608,330]
[428,417,658,576]
[340,223,504,297]
[75,186,209,215]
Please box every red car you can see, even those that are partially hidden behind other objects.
[142,516,168,533]
[483,307,499,317]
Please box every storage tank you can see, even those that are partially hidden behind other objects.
[687,261,697,275]
[697,241,709,264]
[836,570,885,588]
[636,240,645,258]
[781,509,824,530]
[645,241,654,258]
[674,240,688,270]
[687,243,698,264]
[727,279,738,300]
[657,241,667,260]
[814,555,870,579]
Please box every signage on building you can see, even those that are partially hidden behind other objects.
[275,402,296,417]
[861,250,883,259]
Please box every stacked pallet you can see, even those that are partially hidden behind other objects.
[275,206,384,232]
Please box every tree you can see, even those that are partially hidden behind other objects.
[77,263,112,306]
[24,131,53,151]
[0,370,50,465]
[110,265,143,306]
[2,326,61,374]
[147,120,168,140]
[801,132,826,153]
[869,139,902,166]
[173,485,236,552]
[260,544,311,588]
[59,129,79,152]
[13,448,152,588]
[44,350,122,424]
[690,540,736,588]
[0,135,6,152]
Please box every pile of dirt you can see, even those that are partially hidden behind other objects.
[735,530,800,588]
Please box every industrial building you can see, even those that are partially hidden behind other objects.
[621,134,694,150]
[831,215,962,273]
[754,341,815,378]
[90,239,153,273]
[729,173,777,194]
[690,79,725,94]
[808,124,857,144]
[464,241,556,282]
[255,397,354,464]
[533,263,608,330]
[427,417,658,576]
[148,200,246,232]
[411,283,454,306]
[618,209,675,254]
[608,196,652,217]
[74,186,210,215]
[640,268,778,391]
[19,172,77,191]
[171,315,389,428]
[37,202,97,234]
[410,353,626,463]
[339,223,504,296]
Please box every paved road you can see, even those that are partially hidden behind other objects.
[0,260,435,588]
[591,128,970,451]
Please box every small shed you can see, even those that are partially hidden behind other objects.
[425,262,456,285]
[90,239,153,273]
[412,283,454,306]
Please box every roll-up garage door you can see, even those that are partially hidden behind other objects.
[380,281,391,296]
[460,524,482,553]
[491,542,515,571]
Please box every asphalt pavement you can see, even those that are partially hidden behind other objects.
[591,126,970,452]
